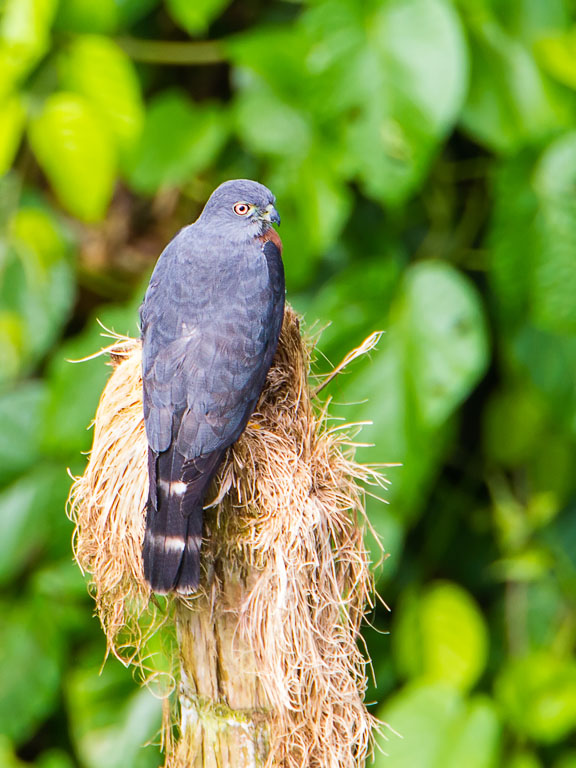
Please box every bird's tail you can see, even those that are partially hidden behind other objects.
[143,447,224,594]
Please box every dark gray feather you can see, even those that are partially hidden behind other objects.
[140,179,284,594]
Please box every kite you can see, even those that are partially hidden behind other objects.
[139,179,284,594]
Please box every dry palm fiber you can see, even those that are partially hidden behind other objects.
[68,305,385,768]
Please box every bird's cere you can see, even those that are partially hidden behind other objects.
[261,202,281,225]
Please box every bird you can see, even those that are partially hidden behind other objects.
[139,179,285,595]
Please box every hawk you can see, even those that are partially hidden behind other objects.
[140,179,284,594]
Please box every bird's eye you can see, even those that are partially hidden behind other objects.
[233,202,251,216]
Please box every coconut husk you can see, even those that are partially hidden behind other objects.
[68,306,386,767]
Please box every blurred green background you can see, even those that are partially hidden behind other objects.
[1,0,576,765]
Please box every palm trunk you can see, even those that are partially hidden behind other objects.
[171,570,271,767]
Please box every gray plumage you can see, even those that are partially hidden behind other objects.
[140,179,284,594]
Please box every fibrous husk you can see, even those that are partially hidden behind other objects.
[68,305,386,768]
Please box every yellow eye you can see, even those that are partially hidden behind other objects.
[233,202,252,216]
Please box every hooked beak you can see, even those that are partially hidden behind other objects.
[260,202,281,226]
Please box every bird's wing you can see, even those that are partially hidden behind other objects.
[140,225,284,594]
[141,234,284,459]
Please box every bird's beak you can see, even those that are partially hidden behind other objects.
[261,203,281,226]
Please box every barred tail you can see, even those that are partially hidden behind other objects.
[143,447,225,594]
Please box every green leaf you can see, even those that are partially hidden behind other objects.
[392,588,423,680]
[491,138,576,334]
[166,0,232,34]
[376,684,500,768]
[0,0,58,99]
[127,90,228,194]
[8,205,75,361]
[0,466,70,584]
[112,0,159,28]
[496,652,576,743]
[36,750,76,768]
[440,697,501,768]
[299,0,378,117]
[488,152,538,329]
[307,254,403,371]
[230,0,467,205]
[334,326,452,519]
[55,0,157,33]
[58,35,144,157]
[0,311,24,384]
[506,752,543,768]
[55,0,118,33]
[335,336,408,506]
[498,0,570,41]
[42,302,140,458]
[267,151,352,286]
[393,581,488,691]
[0,382,47,485]
[372,0,467,137]
[460,18,571,152]
[529,433,576,509]
[31,558,88,601]
[555,751,576,768]
[536,29,576,90]
[397,261,489,428]
[0,204,73,381]
[0,95,26,175]
[67,652,162,768]
[28,92,116,221]
[234,76,312,158]
[346,0,468,204]
[491,549,555,583]
[377,683,462,768]
[228,27,313,109]
[41,353,105,457]
[365,497,405,585]
[0,475,45,584]
[513,326,576,437]
[0,598,62,744]
[421,583,488,691]
[531,132,576,334]
[483,385,546,466]
[0,736,28,767]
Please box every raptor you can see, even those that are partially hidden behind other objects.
[140,179,284,594]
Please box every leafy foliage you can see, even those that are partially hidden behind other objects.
[1,0,576,765]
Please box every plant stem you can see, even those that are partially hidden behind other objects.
[116,37,227,65]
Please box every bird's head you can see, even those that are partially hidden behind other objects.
[196,179,280,240]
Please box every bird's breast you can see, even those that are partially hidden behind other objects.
[257,226,282,253]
